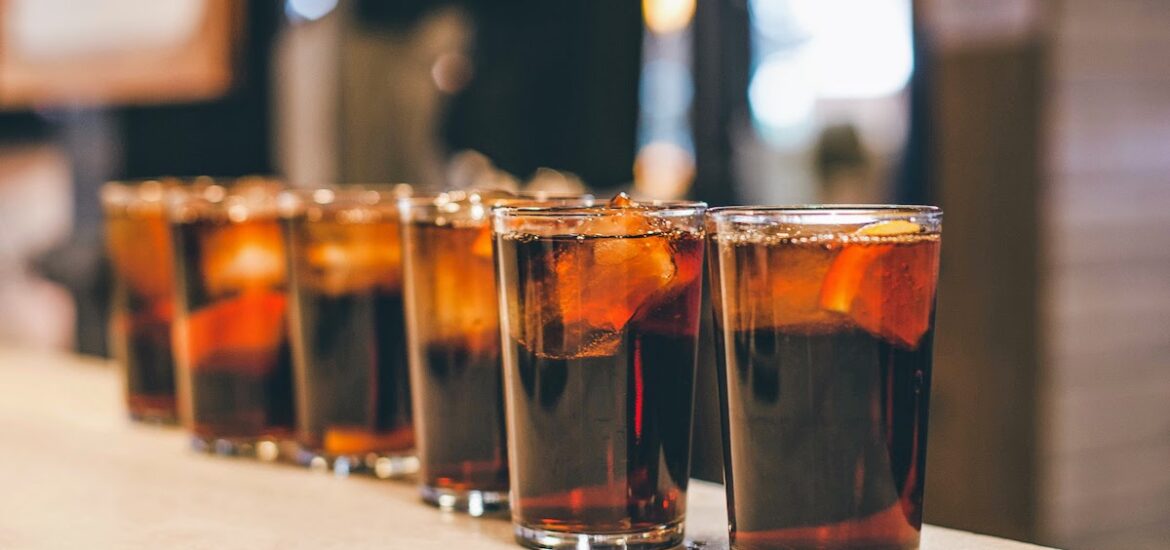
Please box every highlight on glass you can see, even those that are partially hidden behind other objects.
[168,177,295,459]
[283,185,417,477]
[493,194,706,549]
[706,205,942,550]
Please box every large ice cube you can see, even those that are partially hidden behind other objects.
[303,222,401,295]
[424,225,500,354]
[106,214,173,298]
[526,232,696,359]
[201,223,287,296]
[721,241,842,334]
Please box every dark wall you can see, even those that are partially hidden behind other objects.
[442,0,643,188]
[117,0,279,179]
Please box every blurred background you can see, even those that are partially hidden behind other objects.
[0,1,1166,548]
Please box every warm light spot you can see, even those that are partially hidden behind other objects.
[750,0,913,99]
[633,141,695,200]
[749,52,816,131]
[431,52,473,94]
[642,0,696,34]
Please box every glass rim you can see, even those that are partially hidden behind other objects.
[281,184,412,204]
[707,204,941,225]
[165,177,287,222]
[493,199,707,219]
[101,177,213,208]
[399,188,592,206]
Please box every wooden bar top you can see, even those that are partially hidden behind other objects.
[0,346,1057,549]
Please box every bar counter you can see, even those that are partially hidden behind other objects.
[0,346,1056,549]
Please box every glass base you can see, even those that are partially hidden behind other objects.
[128,410,178,426]
[293,447,419,479]
[420,485,508,517]
[190,436,288,462]
[127,396,178,425]
[514,520,684,550]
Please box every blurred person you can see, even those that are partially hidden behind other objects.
[325,0,642,190]
[0,115,76,350]
[813,124,879,204]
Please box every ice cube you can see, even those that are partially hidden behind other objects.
[526,232,683,359]
[304,223,402,295]
[425,230,500,354]
[106,214,173,298]
[180,290,288,374]
[609,192,635,208]
[201,223,287,296]
[745,243,842,333]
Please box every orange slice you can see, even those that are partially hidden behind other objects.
[819,221,939,348]
[324,426,415,455]
[183,290,288,374]
[819,221,918,313]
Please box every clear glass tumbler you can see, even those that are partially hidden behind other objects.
[169,178,295,459]
[400,190,592,515]
[493,194,706,549]
[284,185,417,477]
[707,206,942,550]
[102,178,188,424]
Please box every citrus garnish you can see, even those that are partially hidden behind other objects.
[853,219,921,236]
[818,220,937,348]
[182,290,288,374]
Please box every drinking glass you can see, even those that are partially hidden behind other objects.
[493,194,706,549]
[284,185,417,477]
[400,190,591,515]
[169,178,295,458]
[707,206,942,550]
[102,178,188,423]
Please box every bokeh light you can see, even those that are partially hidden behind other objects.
[750,0,913,99]
[431,52,473,94]
[642,0,696,35]
[748,52,816,132]
[285,0,338,22]
[639,60,694,121]
[634,141,695,200]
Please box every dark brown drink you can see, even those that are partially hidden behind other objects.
[102,180,180,423]
[494,196,706,549]
[285,188,415,476]
[171,182,295,456]
[707,208,942,550]
[402,191,514,513]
